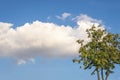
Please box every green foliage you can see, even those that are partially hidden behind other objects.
[74,25,120,80]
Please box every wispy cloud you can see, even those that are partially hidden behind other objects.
[0,14,102,64]
[56,12,71,20]
[72,14,102,24]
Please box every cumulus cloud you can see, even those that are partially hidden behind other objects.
[0,14,102,64]
[56,12,71,20]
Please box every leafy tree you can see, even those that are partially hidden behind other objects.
[73,25,120,80]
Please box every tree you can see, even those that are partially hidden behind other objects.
[73,25,120,80]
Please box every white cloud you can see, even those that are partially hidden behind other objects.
[0,14,102,64]
[0,22,13,33]
[72,14,102,24]
[56,12,71,20]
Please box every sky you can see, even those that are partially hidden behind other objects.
[0,0,120,80]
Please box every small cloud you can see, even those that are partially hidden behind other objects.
[56,12,71,20]
[17,59,26,65]
[17,58,35,65]
[72,14,102,24]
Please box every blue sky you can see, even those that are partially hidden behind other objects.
[0,0,120,80]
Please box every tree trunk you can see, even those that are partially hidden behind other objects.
[105,70,109,80]
[101,68,104,80]
[97,68,100,80]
